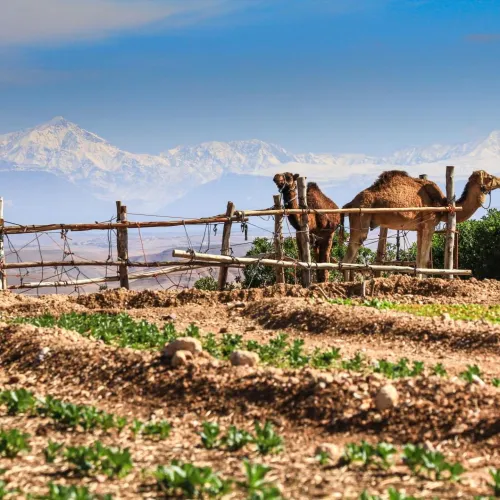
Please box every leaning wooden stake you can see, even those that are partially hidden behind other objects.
[0,198,5,290]
[218,201,235,291]
[444,166,457,279]
[297,177,311,287]
[374,227,388,278]
[273,194,285,284]
[116,201,130,290]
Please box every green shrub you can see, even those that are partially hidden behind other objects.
[403,444,464,481]
[194,276,219,291]
[0,429,31,458]
[154,461,231,498]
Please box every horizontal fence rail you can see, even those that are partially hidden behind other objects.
[172,249,472,277]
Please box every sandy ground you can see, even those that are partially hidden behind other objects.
[0,276,499,499]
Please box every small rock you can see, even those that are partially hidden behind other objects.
[37,347,51,363]
[219,327,229,334]
[163,337,203,358]
[471,374,486,387]
[163,313,177,321]
[375,384,399,411]
[315,443,341,463]
[441,313,451,321]
[245,326,257,332]
[171,350,194,368]
[318,373,334,385]
[227,301,245,310]
[314,382,327,392]
[229,350,259,367]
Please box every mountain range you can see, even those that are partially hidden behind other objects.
[0,116,499,222]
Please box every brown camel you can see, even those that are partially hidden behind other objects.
[273,172,341,282]
[341,169,500,279]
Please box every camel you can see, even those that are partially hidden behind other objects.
[273,172,341,282]
[340,169,500,279]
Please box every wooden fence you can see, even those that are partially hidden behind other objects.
[0,166,466,292]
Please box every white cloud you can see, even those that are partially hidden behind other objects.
[0,0,240,46]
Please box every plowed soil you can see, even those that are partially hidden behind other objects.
[0,276,499,499]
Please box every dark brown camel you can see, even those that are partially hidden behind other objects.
[273,172,341,282]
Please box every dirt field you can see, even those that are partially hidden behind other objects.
[0,276,499,499]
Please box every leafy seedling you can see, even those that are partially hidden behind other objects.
[0,429,31,458]
[239,460,282,500]
[200,422,221,450]
[253,421,283,455]
[223,426,253,452]
[44,441,65,464]
[0,389,37,415]
[488,468,500,497]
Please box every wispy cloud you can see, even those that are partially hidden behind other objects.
[0,0,252,46]
[465,33,500,43]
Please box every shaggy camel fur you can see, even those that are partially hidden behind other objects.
[341,169,500,279]
[273,172,341,282]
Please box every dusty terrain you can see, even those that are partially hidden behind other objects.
[0,276,499,499]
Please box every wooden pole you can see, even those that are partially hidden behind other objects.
[172,249,473,276]
[116,201,130,290]
[0,197,5,290]
[444,166,457,279]
[297,177,311,287]
[218,201,235,291]
[374,227,388,278]
[273,194,285,284]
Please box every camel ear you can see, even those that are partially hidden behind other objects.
[479,171,485,185]
[293,174,300,181]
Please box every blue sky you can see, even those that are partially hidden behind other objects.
[1,0,500,156]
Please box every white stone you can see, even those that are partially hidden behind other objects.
[163,337,202,358]
[229,350,259,367]
[375,384,399,411]
[315,443,341,462]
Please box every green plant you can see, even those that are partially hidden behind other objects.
[459,364,482,383]
[32,483,113,500]
[200,422,221,450]
[44,441,65,463]
[362,298,394,310]
[194,276,219,291]
[0,389,37,415]
[154,461,232,498]
[239,460,282,500]
[492,378,500,388]
[311,347,341,368]
[0,429,31,458]
[403,444,464,481]
[315,451,330,466]
[488,468,500,497]
[360,489,418,500]
[63,442,133,478]
[285,339,309,368]
[374,358,424,379]
[132,420,171,440]
[223,426,253,452]
[343,441,396,469]
[341,352,365,372]
[253,421,283,455]
[432,363,447,377]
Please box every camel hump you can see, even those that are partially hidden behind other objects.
[374,170,410,186]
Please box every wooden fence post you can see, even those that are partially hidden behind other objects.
[297,177,311,287]
[116,201,130,290]
[273,194,285,284]
[218,201,235,291]
[444,166,456,279]
[374,227,388,278]
[0,198,6,290]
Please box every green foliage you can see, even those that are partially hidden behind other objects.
[0,429,31,458]
[193,276,219,291]
[200,422,221,450]
[341,352,366,372]
[374,358,424,379]
[343,441,396,469]
[223,426,254,452]
[253,421,283,455]
[131,419,171,440]
[239,461,282,500]
[432,209,500,279]
[44,441,65,464]
[0,388,37,415]
[32,483,112,500]
[311,347,341,368]
[285,339,309,368]
[154,461,232,498]
[360,489,418,500]
[315,450,330,466]
[362,298,394,310]
[492,378,500,388]
[459,364,482,383]
[13,312,187,350]
[488,468,500,497]
[432,363,448,377]
[63,442,133,478]
[403,444,464,481]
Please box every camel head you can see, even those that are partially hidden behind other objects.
[273,172,299,194]
[469,170,500,194]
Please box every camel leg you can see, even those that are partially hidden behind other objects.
[317,233,333,283]
[342,214,371,281]
[418,225,434,280]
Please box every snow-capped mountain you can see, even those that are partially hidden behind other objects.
[1,117,500,216]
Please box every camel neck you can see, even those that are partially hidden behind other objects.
[282,188,301,230]
[456,182,486,222]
